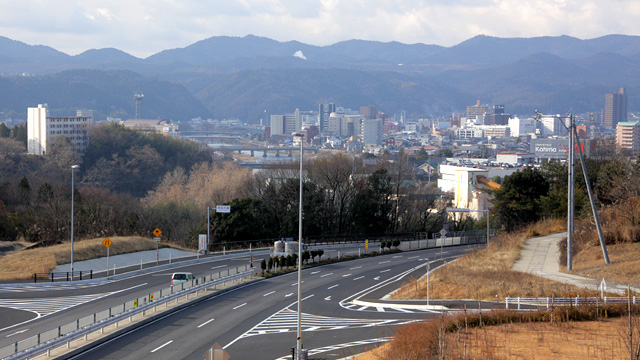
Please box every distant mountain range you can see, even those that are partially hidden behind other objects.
[1,34,639,121]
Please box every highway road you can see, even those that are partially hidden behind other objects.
[0,243,378,346]
[59,245,475,360]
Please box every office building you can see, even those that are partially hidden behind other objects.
[466,100,489,123]
[360,105,378,119]
[318,103,336,132]
[604,88,627,128]
[27,104,91,155]
[270,109,302,136]
[508,117,537,137]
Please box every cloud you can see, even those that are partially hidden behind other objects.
[0,0,638,57]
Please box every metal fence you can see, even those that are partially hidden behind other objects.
[33,270,94,283]
[0,264,254,360]
[505,296,639,310]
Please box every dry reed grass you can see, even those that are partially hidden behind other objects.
[0,236,165,280]
[391,218,584,301]
[357,305,633,360]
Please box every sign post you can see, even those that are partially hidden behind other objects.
[440,228,447,260]
[102,237,112,276]
[153,228,162,265]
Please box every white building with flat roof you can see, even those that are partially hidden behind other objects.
[27,104,91,155]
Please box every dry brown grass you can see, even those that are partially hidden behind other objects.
[391,218,584,301]
[356,306,634,360]
[571,241,640,285]
[0,236,169,280]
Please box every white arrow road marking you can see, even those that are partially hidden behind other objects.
[374,276,380,280]
[324,296,332,301]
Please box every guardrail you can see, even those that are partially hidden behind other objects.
[33,270,93,283]
[0,264,255,360]
[505,296,638,310]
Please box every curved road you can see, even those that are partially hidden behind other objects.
[63,246,474,359]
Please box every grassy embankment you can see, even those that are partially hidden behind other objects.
[355,218,640,359]
[0,237,175,280]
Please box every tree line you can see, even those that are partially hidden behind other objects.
[2,122,638,250]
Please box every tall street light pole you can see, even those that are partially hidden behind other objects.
[70,164,80,278]
[293,132,304,360]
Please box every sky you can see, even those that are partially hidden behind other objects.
[2,0,640,58]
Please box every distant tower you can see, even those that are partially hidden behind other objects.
[134,92,144,119]
[604,87,627,129]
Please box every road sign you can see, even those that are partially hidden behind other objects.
[199,234,207,251]
[440,228,447,237]
[153,228,162,237]
[216,205,230,213]
[153,237,161,242]
[102,238,112,248]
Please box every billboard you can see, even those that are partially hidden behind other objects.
[531,138,591,160]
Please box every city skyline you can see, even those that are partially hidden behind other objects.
[1,0,639,58]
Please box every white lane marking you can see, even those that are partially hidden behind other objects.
[408,255,420,259]
[197,319,215,328]
[349,266,362,270]
[374,276,380,280]
[233,303,247,310]
[392,255,402,258]
[302,294,315,301]
[378,260,391,264]
[291,281,304,286]
[327,285,339,290]
[353,276,365,281]
[342,274,351,277]
[320,273,333,278]
[325,296,332,301]
[376,307,385,312]
[311,271,321,275]
[263,291,275,297]
[380,269,391,273]
[285,293,294,298]
[151,340,173,353]
[5,329,28,337]
[210,265,226,270]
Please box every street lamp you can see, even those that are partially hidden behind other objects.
[446,208,490,245]
[70,164,80,278]
[292,132,304,360]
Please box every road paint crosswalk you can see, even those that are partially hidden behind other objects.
[234,307,414,341]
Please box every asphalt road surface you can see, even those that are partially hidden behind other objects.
[60,246,475,360]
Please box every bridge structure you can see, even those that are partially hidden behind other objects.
[207,145,319,158]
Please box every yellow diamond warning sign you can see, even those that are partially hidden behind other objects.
[153,228,162,237]
[102,238,112,248]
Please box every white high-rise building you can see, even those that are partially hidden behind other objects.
[508,117,537,137]
[362,118,382,147]
[27,104,91,155]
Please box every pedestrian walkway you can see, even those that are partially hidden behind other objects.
[512,232,640,295]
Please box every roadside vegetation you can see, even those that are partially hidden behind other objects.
[0,236,168,280]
